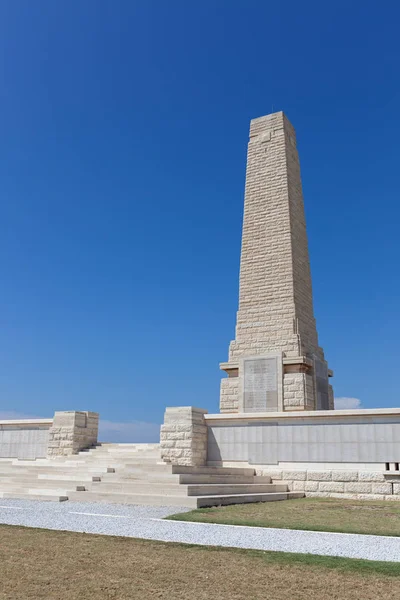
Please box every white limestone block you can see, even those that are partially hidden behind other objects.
[292,481,306,491]
[358,472,386,482]
[307,471,332,481]
[304,481,319,492]
[282,470,306,481]
[371,483,392,495]
[318,482,345,493]
[344,482,372,494]
[331,471,358,482]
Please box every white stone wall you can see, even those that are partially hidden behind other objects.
[160,407,208,467]
[255,468,400,501]
[0,422,51,459]
[206,409,400,465]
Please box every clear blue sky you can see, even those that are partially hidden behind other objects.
[1,1,399,440]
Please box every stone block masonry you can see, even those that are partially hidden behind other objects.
[220,111,333,413]
[255,468,400,501]
[47,411,99,457]
[160,407,208,467]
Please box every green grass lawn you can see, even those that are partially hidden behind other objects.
[168,497,400,536]
[0,525,399,600]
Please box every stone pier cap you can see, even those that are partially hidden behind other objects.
[204,407,400,422]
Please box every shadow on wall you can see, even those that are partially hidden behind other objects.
[98,419,161,443]
[207,428,222,463]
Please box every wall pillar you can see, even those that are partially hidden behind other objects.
[47,411,99,457]
[160,407,208,467]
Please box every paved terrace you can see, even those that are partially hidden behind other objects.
[0,498,399,563]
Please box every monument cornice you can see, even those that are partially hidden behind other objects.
[220,357,334,378]
[205,407,400,421]
[220,356,313,370]
[0,419,53,427]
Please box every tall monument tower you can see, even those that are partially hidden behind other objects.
[220,111,333,413]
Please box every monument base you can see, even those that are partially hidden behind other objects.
[219,356,334,413]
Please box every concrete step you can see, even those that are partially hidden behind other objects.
[195,491,304,508]
[0,491,68,502]
[96,473,266,485]
[82,454,159,459]
[254,476,273,483]
[0,448,303,510]
[0,474,99,483]
[178,474,271,484]
[67,490,304,508]
[186,483,288,496]
[0,477,91,487]
[0,459,267,478]
[0,462,110,470]
[97,473,181,484]
[86,481,287,496]
[61,459,160,467]
[172,466,256,476]
[96,444,160,449]
[37,474,101,482]
[119,464,172,474]
[81,455,160,460]
[86,481,188,495]
[97,472,269,485]
[15,465,114,473]
[67,490,199,507]
[86,447,160,453]
[9,460,52,466]
[0,485,81,495]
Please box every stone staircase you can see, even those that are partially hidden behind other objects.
[0,443,303,507]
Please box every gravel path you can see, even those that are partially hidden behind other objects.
[0,498,399,563]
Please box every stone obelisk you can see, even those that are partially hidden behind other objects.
[220,111,333,413]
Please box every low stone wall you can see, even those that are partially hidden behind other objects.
[0,419,53,459]
[47,411,99,457]
[255,468,400,501]
[0,411,100,459]
[206,408,400,465]
[160,407,208,467]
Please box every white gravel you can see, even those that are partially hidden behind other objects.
[0,498,399,563]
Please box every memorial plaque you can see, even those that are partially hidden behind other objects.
[243,357,278,412]
[313,356,329,410]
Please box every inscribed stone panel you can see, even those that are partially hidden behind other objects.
[239,354,282,412]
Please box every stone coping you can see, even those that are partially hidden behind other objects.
[204,408,400,421]
[164,407,208,414]
[220,357,334,377]
[0,419,53,426]
[220,356,312,370]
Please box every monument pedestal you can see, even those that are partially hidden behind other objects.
[220,356,333,413]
